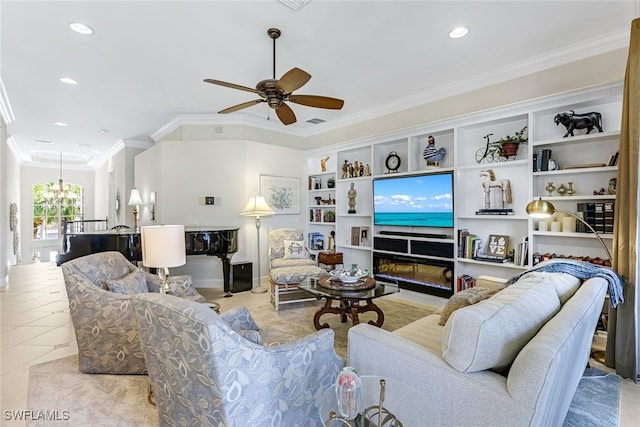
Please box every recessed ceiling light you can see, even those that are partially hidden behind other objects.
[54,122,68,127]
[69,22,94,35]
[59,77,77,85]
[449,26,469,39]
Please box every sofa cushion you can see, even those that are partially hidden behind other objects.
[106,269,149,294]
[442,274,562,373]
[283,240,307,259]
[270,265,326,285]
[393,313,444,353]
[438,287,489,326]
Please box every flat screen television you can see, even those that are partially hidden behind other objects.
[373,172,454,228]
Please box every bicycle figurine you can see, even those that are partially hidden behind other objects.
[475,133,508,164]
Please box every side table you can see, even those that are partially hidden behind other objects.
[318,251,344,271]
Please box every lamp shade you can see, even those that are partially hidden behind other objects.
[128,188,143,206]
[239,196,275,218]
[525,198,556,218]
[141,225,186,268]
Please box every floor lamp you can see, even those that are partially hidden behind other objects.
[525,198,612,363]
[141,225,186,294]
[240,196,275,294]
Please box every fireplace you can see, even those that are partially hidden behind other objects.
[373,252,454,298]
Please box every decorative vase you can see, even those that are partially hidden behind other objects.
[557,184,568,196]
[335,366,362,420]
[545,182,556,196]
[566,182,575,196]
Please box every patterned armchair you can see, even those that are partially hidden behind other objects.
[132,293,344,427]
[61,251,205,374]
[268,228,325,311]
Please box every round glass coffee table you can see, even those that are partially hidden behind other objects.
[319,375,404,427]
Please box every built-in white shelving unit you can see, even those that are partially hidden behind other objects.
[306,81,622,297]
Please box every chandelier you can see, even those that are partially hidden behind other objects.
[44,153,78,203]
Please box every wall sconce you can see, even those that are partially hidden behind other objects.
[128,188,143,231]
[150,191,156,221]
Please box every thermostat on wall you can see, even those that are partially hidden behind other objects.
[198,196,215,205]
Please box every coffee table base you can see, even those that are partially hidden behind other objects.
[313,297,384,330]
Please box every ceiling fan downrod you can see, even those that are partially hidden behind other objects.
[268,28,281,79]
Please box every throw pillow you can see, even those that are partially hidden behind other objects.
[438,287,489,326]
[283,240,306,259]
[144,272,205,302]
[107,269,149,294]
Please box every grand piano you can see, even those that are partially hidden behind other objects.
[56,226,240,295]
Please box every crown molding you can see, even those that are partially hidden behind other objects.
[0,78,15,125]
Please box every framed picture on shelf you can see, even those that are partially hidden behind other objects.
[486,234,509,258]
[260,175,301,215]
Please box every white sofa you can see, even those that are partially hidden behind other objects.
[347,271,607,427]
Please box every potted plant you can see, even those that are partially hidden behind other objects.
[323,210,335,222]
[497,125,528,157]
[327,177,336,188]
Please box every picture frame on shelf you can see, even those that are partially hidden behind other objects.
[260,175,300,215]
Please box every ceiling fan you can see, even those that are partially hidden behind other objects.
[204,28,344,125]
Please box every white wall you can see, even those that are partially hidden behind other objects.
[134,136,307,288]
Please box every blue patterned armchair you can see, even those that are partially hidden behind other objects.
[61,251,205,374]
[131,292,345,426]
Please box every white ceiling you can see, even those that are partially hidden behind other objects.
[1,1,638,170]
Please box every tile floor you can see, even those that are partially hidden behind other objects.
[1,262,639,426]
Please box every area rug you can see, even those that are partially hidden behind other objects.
[563,367,622,427]
[249,296,435,358]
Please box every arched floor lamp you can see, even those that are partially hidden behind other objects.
[525,198,612,363]
[240,196,275,294]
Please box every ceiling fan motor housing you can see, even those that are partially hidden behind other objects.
[257,79,284,109]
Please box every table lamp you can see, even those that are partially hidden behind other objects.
[239,196,275,294]
[525,198,612,261]
[128,188,144,231]
[141,225,186,294]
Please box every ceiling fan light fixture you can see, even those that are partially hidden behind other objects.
[69,22,94,35]
[279,0,310,11]
[449,26,469,39]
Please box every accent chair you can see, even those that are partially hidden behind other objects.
[132,292,344,426]
[268,227,325,311]
[61,251,205,374]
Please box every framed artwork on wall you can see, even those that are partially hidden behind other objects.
[260,175,301,215]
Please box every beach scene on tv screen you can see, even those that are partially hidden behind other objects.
[374,174,453,227]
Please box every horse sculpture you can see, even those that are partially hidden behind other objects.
[480,169,512,209]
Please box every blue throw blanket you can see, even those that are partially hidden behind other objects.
[505,259,624,308]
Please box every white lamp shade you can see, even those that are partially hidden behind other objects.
[239,196,275,218]
[128,188,143,206]
[141,225,186,268]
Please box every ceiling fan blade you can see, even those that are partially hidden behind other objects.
[204,79,259,94]
[276,102,297,125]
[218,99,264,114]
[288,94,344,110]
[276,67,311,95]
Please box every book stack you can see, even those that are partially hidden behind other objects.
[534,148,553,171]
[456,274,476,292]
[576,201,615,234]
[457,229,482,259]
[475,208,514,216]
[308,232,324,250]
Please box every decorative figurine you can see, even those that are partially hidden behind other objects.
[423,135,446,166]
[335,366,362,420]
[480,169,512,209]
[342,160,349,179]
[320,156,330,172]
[347,183,357,213]
[553,110,603,137]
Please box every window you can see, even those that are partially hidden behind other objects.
[32,181,83,240]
